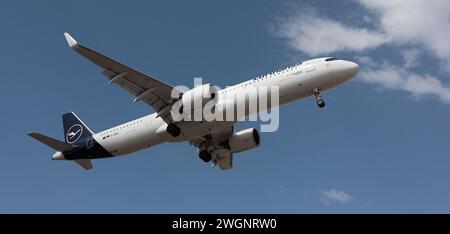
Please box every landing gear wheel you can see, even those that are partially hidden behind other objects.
[313,88,326,109]
[199,150,212,163]
[316,99,326,108]
[166,123,181,137]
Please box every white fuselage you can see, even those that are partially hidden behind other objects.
[93,58,359,156]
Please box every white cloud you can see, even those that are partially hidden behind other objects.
[357,0,450,63]
[275,1,450,104]
[401,49,421,69]
[277,0,450,61]
[320,189,354,205]
[360,65,450,103]
[276,13,389,56]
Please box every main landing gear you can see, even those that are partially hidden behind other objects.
[166,123,181,137]
[313,88,326,108]
[199,150,212,163]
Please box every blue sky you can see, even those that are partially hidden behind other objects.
[1,0,450,213]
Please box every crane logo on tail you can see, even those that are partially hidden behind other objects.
[66,124,83,144]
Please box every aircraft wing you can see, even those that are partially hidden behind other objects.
[64,33,182,122]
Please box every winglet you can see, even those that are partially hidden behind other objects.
[64,32,78,48]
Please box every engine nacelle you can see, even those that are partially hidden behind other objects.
[227,128,260,153]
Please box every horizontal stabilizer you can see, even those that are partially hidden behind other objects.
[75,159,93,170]
[28,132,74,152]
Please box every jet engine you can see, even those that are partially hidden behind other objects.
[227,128,260,153]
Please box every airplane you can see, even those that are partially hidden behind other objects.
[27,33,359,170]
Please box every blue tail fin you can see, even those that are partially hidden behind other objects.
[62,112,93,145]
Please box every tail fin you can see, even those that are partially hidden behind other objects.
[63,112,93,145]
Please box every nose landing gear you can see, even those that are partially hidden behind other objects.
[313,88,326,108]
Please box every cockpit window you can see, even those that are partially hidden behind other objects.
[325,57,338,62]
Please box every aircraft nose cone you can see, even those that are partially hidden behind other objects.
[347,61,359,76]
[337,60,359,81]
[52,151,65,160]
